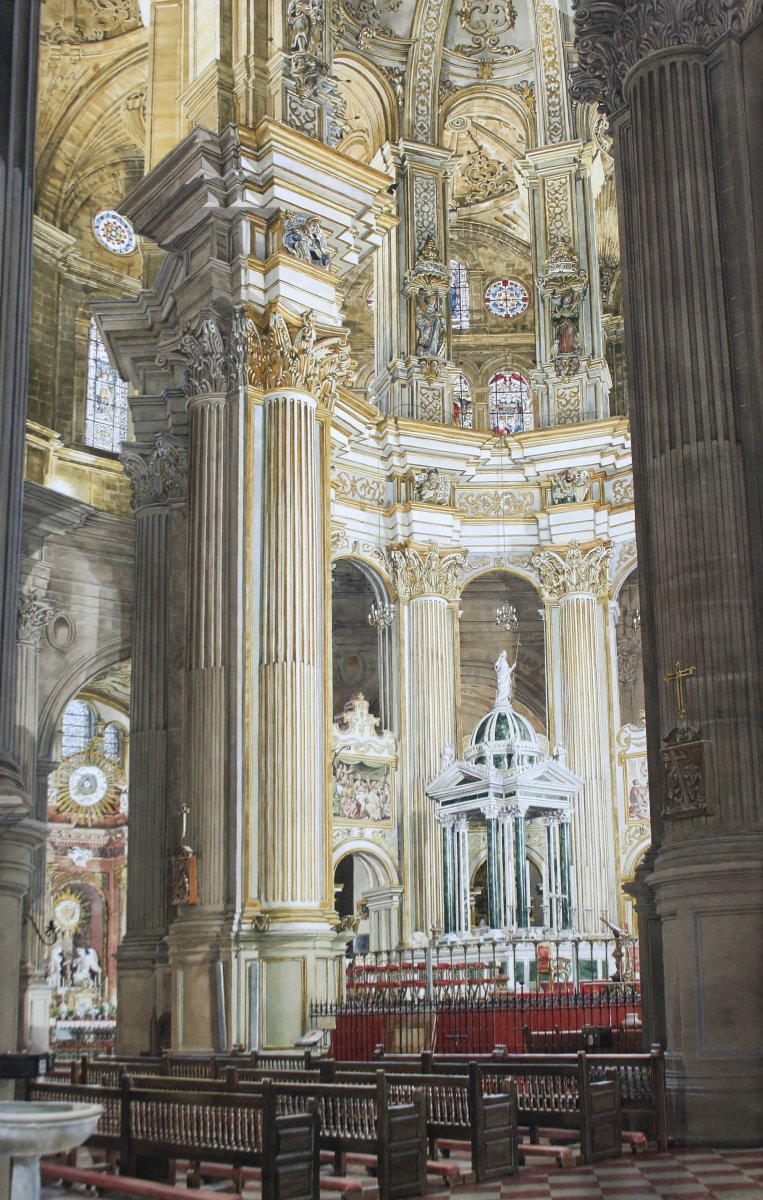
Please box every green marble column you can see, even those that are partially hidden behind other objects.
[486,812,501,929]
[442,820,456,934]
[514,816,528,928]
[560,817,572,929]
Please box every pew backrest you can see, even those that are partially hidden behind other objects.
[26,1080,122,1150]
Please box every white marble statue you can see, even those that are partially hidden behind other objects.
[72,946,101,987]
[494,650,516,705]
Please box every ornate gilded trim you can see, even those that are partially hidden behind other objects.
[532,538,611,598]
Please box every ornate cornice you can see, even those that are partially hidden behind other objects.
[571,0,759,113]
[532,539,612,599]
[17,590,55,649]
[121,435,189,511]
[389,540,468,602]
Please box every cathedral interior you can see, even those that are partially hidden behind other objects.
[0,0,761,1164]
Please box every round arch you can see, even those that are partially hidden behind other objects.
[38,636,132,759]
[333,841,399,890]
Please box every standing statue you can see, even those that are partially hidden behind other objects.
[494,649,516,705]
[415,290,445,357]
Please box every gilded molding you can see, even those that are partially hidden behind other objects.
[121,435,189,510]
[571,0,759,113]
[532,538,612,598]
[238,307,355,410]
[17,590,55,648]
[389,540,468,601]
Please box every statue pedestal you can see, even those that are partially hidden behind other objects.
[0,1102,101,1200]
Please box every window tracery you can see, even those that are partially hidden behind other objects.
[102,723,123,765]
[85,317,129,454]
[488,370,533,433]
[484,278,529,319]
[61,700,96,759]
[450,260,471,331]
[453,372,473,427]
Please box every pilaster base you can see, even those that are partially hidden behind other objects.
[116,934,170,1054]
[231,919,342,1050]
[642,833,763,1145]
[22,982,53,1053]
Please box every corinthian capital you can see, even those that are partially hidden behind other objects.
[389,540,468,602]
[121,435,188,510]
[571,0,758,112]
[241,305,355,411]
[532,539,611,599]
[158,310,239,398]
[17,590,54,648]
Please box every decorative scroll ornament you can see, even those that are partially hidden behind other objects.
[340,0,402,47]
[333,694,396,759]
[532,538,612,598]
[404,236,450,295]
[570,0,759,114]
[458,149,515,207]
[17,590,54,648]
[455,0,519,57]
[661,726,713,820]
[388,540,468,601]
[538,242,588,295]
[241,307,355,410]
[121,434,188,510]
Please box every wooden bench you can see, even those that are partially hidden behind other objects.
[430,1052,621,1164]
[318,1062,517,1182]
[237,1071,427,1200]
[121,1077,320,1199]
[26,1079,122,1161]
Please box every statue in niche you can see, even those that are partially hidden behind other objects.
[415,289,445,357]
[414,467,452,505]
[283,210,332,268]
[551,290,580,356]
[287,0,323,54]
[550,467,591,505]
[494,649,517,705]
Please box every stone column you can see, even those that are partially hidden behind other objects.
[454,817,470,938]
[572,0,763,1143]
[441,817,456,934]
[119,435,188,1053]
[484,802,501,930]
[500,808,517,929]
[559,815,572,930]
[535,541,617,930]
[514,815,528,928]
[390,541,466,937]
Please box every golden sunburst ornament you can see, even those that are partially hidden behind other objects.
[53,741,126,825]
[53,885,89,934]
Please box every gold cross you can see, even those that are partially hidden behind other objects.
[663,660,696,720]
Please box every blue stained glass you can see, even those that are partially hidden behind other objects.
[85,318,129,453]
[484,278,529,319]
[61,700,95,759]
[453,372,473,428]
[103,723,122,764]
[450,261,470,331]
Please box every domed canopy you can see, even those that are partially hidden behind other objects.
[465,651,540,770]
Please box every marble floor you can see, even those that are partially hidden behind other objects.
[40,1148,763,1200]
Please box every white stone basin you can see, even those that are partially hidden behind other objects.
[0,1102,102,1200]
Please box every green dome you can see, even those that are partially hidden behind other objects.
[467,703,539,770]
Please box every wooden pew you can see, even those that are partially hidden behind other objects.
[429,1052,621,1164]
[239,1071,428,1200]
[121,1077,320,1199]
[319,1062,517,1182]
[26,1078,122,1161]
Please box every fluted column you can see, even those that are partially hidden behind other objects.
[390,541,466,937]
[572,0,763,1143]
[534,541,617,930]
[119,436,188,1052]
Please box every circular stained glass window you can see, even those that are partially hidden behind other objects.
[92,210,137,256]
[484,278,529,319]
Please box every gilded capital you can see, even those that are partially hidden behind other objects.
[122,434,188,510]
[17,589,54,648]
[571,0,758,112]
[389,540,468,602]
[532,539,611,599]
[237,305,355,412]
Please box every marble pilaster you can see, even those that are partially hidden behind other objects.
[572,0,763,1141]
[534,540,617,929]
[390,541,466,937]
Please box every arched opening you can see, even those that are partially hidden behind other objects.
[333,847,398,953]
[332,557,397,733]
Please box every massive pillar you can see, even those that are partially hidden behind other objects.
[572,0,763,1142]
[390,542,466,938]
[119,436,188,1052]
[535,541,617,929]
[0,0,47,1126]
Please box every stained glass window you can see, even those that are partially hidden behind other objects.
[484,278,529,319]
[103,723,123,764]
[450,261,470,331]
[61,700,96,760]
[488,370,533,434]
[85,317,129,453]
[453,372,473,428]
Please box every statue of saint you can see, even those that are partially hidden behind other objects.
[494,649,516,705]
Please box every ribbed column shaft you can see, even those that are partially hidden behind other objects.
[405,595,457,933]
[259,389,323,910]
[185,395,227,909]
[615,49,762,832]
[126,507,170,935]
[558,592,616,926]
[14,640,38,801]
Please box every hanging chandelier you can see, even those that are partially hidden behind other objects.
[495,602,518,634]
[368,602,396,630]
